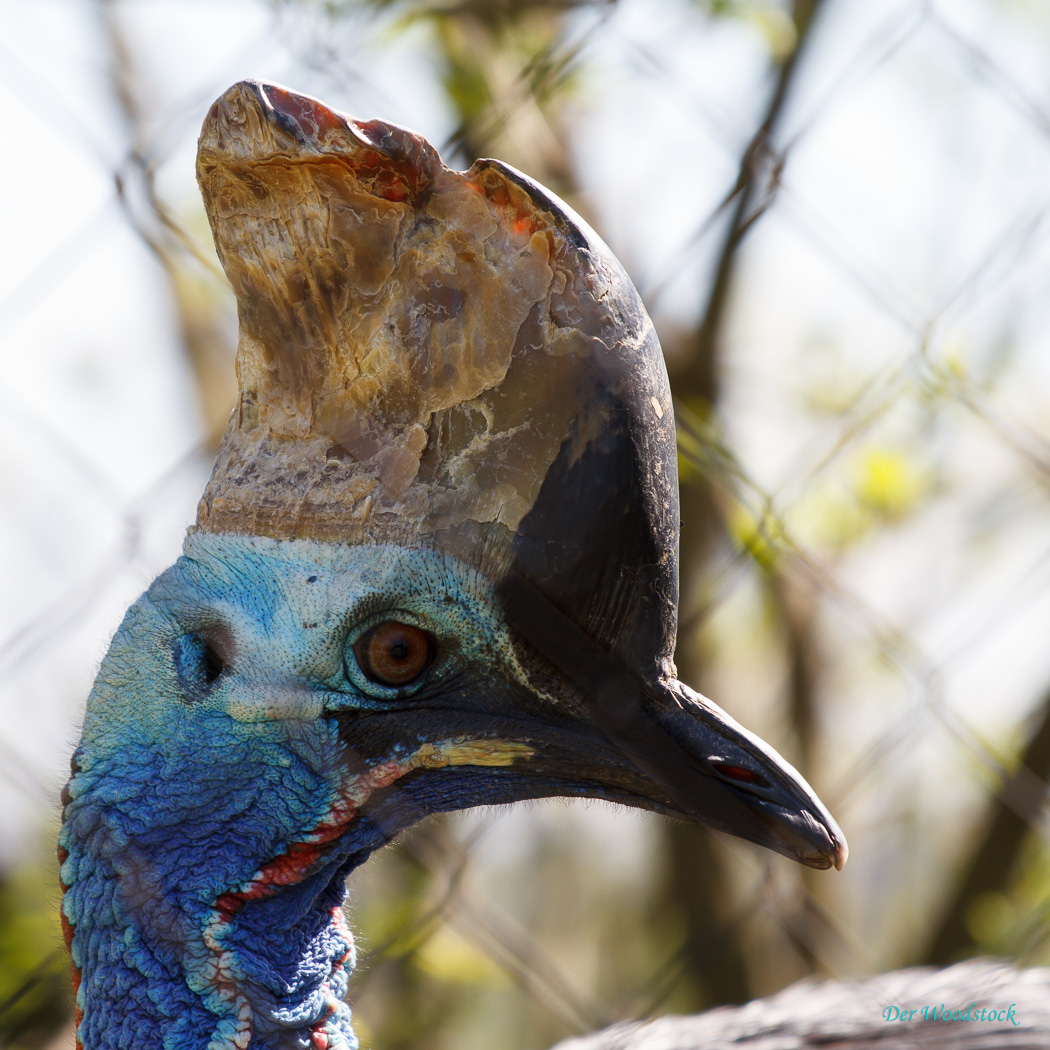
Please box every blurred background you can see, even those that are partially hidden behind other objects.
[3,0,1050,1047]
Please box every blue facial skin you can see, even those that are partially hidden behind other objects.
[59,534,532,1050]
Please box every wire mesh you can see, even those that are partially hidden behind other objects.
[1,0,1049,1047]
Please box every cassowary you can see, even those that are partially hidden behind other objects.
[57,81,1046,1050]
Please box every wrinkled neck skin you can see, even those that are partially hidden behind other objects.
[58,534,520,1050]
[60,722,367,1050]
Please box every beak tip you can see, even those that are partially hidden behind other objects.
[832,835,848,871]
[795,834,847,871]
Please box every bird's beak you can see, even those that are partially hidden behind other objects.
[500,570,848,872]
[599,683,847,871]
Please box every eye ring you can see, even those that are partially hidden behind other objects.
[353,621,434,688]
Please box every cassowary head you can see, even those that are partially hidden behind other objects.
[59,81,846,1050]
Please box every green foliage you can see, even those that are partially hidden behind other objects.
[726,503,783,572]
[782,444,929,553]
[433,19,494,126]
[965,836,1050,963]
[693,0,798,59]
[850,446,925,520]
[0,841,70,1049]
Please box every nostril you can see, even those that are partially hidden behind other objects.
[710,760,770,789]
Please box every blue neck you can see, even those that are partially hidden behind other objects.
[60,719,380,1050]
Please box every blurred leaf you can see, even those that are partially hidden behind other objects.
[434,19,494,125]
[694,0,797,59]
[726,502,782,571]
[414,923,512,987]
[965,890,1016,952]
[0,843,70,1048]
[793,484,866,550]
[746,5,797,59]
[850,446,925,520]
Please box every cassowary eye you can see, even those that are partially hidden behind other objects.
[354,622,434,687]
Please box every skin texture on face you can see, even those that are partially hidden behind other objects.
[59,535,541,1049]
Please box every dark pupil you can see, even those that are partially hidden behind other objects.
[356,621,433,686]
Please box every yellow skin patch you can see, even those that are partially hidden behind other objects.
[407,739,534,770]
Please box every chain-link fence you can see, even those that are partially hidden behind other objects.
[2,0,1050,1047]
